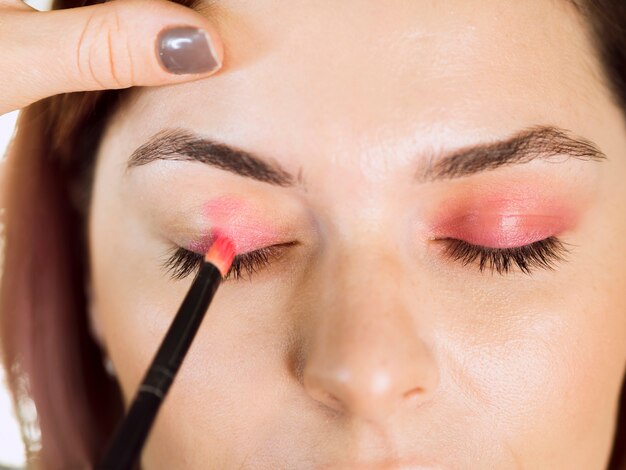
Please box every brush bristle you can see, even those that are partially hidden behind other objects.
[205,235,236,276]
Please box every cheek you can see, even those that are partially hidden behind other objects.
[446,298,624,460]
[138,283,308,468]
[91,271,249,465]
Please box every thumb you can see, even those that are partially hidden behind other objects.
[1,0,224,113]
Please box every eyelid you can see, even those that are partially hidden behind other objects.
[430,212,571,250]
[163,242,295,281]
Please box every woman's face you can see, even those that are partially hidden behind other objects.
[89,0,626,468]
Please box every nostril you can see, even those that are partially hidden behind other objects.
[318,390,345,413]
[303,372,349,414]
[403,387,425,400]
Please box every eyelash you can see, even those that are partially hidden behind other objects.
[163,244,289,281]
[163,236,570,281]
[440,236,571,275]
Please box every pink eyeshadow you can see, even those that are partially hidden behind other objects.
[436,213,571,248]
[187,197,283,254]
[430,192,578,248]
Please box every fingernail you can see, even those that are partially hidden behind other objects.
[157,26,220,75]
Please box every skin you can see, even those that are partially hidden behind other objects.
[88,0,626,468]
[0,0,224,114]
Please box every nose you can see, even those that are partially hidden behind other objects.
[300,248,439,423]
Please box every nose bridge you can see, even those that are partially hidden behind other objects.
[301,240,439,422]
[326,243,413,348]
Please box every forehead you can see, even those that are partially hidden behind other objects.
[120,0,608,166]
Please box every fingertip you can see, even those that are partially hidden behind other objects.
[24,0,227,98]
[204,25,225,73]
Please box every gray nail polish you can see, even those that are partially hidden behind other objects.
[157,27,219,75]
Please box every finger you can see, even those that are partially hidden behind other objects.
[0,0,224,114]
[0,0,32,9]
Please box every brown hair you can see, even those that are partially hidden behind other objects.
[1,1,625,468]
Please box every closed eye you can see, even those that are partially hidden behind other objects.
[440,236,572,275]
[163,243,294,281]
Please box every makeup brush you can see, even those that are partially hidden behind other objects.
[98,235,236,470]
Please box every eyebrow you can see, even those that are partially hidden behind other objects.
[418,125,606,181]
[127,125,606,186]
[127,128,296,186]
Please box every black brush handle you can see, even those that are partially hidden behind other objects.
[98,262,222,470]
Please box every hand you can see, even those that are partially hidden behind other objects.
[0,0,224,115]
